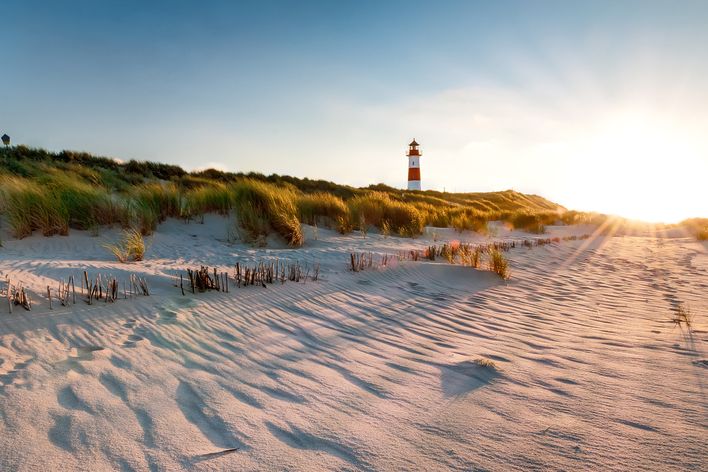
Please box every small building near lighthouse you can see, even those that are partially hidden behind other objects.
[407,139,422,190]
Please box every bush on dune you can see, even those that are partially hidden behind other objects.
[232,179,303,246]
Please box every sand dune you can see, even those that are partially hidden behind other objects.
[0,217,705,471]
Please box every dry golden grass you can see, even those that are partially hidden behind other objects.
[488,248,510,280]
[296,192,349,227]
[232,179,303,246]
[348,192,423,236]
[672,303,694,329]
[103,228,146,262]
[474,358,498,369]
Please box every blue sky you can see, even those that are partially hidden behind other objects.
[2,0,707,221]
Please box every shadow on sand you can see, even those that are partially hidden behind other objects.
[439,360,501,398]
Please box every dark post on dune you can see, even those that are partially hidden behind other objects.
[1,134,10,147]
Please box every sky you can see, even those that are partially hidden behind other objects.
[2,0,707,222]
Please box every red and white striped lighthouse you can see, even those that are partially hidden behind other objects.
[407,139,422,190]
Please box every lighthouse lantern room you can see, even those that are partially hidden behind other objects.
[407,139,422,190]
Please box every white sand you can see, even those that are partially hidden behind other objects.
[0,216,705,471]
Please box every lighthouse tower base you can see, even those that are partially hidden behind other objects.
[407,180,421,191]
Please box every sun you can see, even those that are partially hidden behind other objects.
[568,112,707,223]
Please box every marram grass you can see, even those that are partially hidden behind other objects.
[0,145,623,245]
[232,179,303,246]
[103,228,146,262]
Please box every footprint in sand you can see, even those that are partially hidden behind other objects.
[114,318,149,348]
[123,334,145,348]
[0,357,34,388]
[55,346,105,374]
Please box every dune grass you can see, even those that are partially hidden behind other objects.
[181,183,232,219]
[49,173,123,230]
[448,208,489,234]
[129,183,180,234]
[103,228,146,262]
[296,192,349,227]
[232,179,303,246]
[671,303,693,329]
[348,192,424,236]
[0,175,123,238]
[681,218,708,241]
[488,248,510,279]
[474,358,498,370]
[0,145,615,244]
[506,211,556,234]
[0,177,61,237]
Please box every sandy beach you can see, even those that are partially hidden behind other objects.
[0,218,705,471]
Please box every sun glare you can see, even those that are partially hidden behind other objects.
[570,112,706,223]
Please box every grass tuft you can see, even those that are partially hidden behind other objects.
[474,358,498,369]
[488,248,510,279]
[103,228,146,262]
[672,303,693,329]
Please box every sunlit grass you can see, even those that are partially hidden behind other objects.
[232,179,303,246]
[103,228,146,262]
[488,248,510,280]
[130,183,180,234]
[0,145,666,246]
[296,192,349,227]
[181,183,232,219]
[348,192,423,236]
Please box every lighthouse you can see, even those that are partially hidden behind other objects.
[407,139,422,190]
